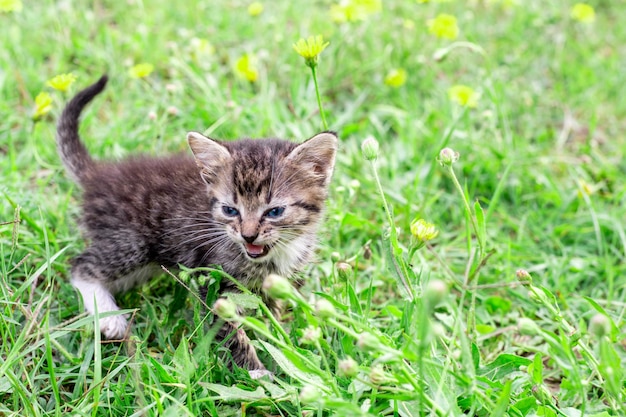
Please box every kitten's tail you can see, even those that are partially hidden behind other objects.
[56,75,108,184]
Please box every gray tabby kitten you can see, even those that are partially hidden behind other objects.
[57,76,337,376]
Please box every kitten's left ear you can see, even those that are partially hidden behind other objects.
[287,131,338,187]
[187,132,232,182]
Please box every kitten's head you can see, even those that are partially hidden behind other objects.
[188,131,338,270]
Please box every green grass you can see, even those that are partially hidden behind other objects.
[2,0,626,415]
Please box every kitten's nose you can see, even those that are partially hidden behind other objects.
[242,233,258,244]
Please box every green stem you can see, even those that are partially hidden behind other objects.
[309,64,328,130]
[370,161,416,300]
[447,165,483,260]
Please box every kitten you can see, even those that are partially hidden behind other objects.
[57,75,337,376]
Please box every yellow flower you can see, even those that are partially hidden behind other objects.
[247,1,263,16]
[235,54,258,82]
[447,84,478,108]
[33,92,52,120]
[571,3,595,23]
[577,180,600,198]
[384,68,407,88]
[0,0,22,12]
[129,63,154,79]
[485,0,518,7]
[410,219,439,243]
[330,0,381,23]
[46,73,77,92]
[293,35,329,67]
[427,14,459,40]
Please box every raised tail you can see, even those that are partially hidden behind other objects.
[56,75,108,184]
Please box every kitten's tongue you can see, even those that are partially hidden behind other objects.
[245,243,265,256]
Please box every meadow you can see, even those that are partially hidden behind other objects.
[1,0,625,415]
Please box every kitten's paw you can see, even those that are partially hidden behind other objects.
[248,369,274,380]
[99,315,129,340]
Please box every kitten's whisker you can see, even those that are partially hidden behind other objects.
[174,233,229,249]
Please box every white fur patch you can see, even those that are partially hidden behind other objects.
[71,276,128,339]
[248,369,274,380]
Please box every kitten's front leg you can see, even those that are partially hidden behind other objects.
[217,321,272,379]
[71,253,129,340]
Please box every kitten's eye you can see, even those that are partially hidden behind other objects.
[222,206,240,217]
[265,207,285,218]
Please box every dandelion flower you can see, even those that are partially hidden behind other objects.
[46,73,77,92]
[293,35,329,68]
[571,3,595,24]
[33,92,52,120]
[427,14,459,40]
[235,54,259,82]
[410,219,439,242]
[129,63,154,79]
[384,68,407,88]
[330,0,381,23]
[447,84,478,108]
[247,1,263,16]
[0,0,22,13]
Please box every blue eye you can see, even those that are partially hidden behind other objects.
[265,207,285,218]
[222,206,240,217]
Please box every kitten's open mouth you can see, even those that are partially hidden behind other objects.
[244,243,269,259]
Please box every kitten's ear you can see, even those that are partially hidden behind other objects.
[187,132,231,182]
[287,131,338,187]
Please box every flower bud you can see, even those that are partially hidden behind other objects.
[299,385,320,404]
[369,365,386,385]
[330,251,341,262]
[213,298,237,320]
[357,332,383,352]
[516,269,532,286]
[299,325,322,345]
[336,261,352,282]
[361,137,379,161]
[338,356,359,378]
[262,274,293,299]
[315,298,336,319]
[410,219,439,243]
[423,279,448,309]
[437,147,459,166]
[531,384,552,404]
[589,313,610,339]
[518,318,539,336]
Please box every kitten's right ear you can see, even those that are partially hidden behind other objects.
[187,132,231,182]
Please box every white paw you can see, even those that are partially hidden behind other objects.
[248,369,274,380]
[99,315,129,340]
